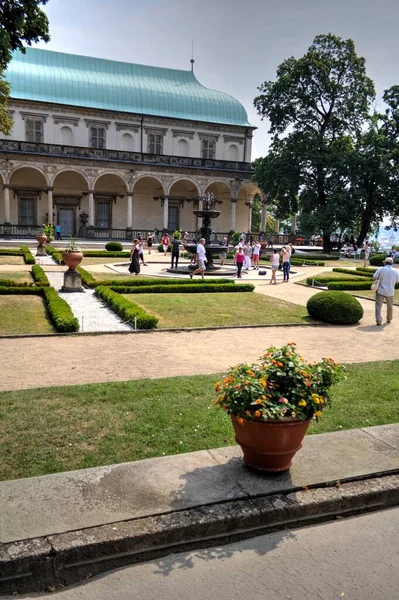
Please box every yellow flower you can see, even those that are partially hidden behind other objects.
[215,381,221,392]
[247,370,255,377]
[255,399,262,405]
[254,410,261,418]
[259,379,266,387]
[261,395,266,400]
[315,410,322,418]
[298,400,307,407]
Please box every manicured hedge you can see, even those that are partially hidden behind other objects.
[46,246,63,264]
[0,285,41,293]
[77,267,234,289]
[20,246,35,265]
[95,286,158,329]
[291,258,325,266]
[369,254,386,266]
[82,250,130,258]
[42,287,79,332]
[306,274,366,286]
[111,283,255,294]
[31,265,50,286]
[332,268,373,278]
[356,267,377,274]
[0,249,24,256]
[307,291,363,324]
[105,242,123,252]
[328,280,399,291]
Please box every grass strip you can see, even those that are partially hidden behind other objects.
[0,360,396,481]
[332,267,373,278]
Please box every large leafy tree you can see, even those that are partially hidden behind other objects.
[254,33,375,251]
[0,0,50,133]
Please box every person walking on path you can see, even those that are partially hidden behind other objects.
[363,241,371,266]
[220,236,228,266]
[161,233,170,255]
[270,248,280,284]
[128,239,141,275]
[235,246,245,278]
[373,257,399,325]
[281,246,291,282]
[170,235,180,268]
[147,232,153,254]
[252,240,261,270]
[190,238,207,280]
[138,240,147,266]
[244,242,252,270]
[55,224,62,240]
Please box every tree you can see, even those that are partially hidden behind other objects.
[0,0,50,133]
[254,34,375,251]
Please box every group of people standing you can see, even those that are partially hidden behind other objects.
[233,240,261,277]
[268,245,293,284]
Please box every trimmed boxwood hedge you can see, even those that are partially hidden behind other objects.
[46,246,63,264]
[95,286,158,329]
[332,268,373,278]
[307,291,363,324]
[328,279,399,291]
[306,274,366,286]
[356,267,377,275]
[369,254,386,266]
[0,286,42,295]
[42,287,79,332]
[0,249,25,256]
[111,283,255,294]
[77,267,234,289]
[31,265,50,286]
[105,242,123,252]
[20,246,35,265]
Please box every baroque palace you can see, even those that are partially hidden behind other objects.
[0,48,265,240]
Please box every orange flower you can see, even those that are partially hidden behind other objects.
[278,362,284,368]
[237,417,244,425]
[215,381,221,392]
[255,399,262,404]
[254,410,261,418]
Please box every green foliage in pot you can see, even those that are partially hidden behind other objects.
[215,343,344,423]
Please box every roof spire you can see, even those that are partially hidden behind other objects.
[190,39,195,71]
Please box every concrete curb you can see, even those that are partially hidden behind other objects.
[1,473,398,595]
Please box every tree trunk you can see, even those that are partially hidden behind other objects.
[356,192,375,247]
[322,232,331,253]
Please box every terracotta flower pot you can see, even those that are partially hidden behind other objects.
[62,251,83,271]
[36,234,47,246]
[231,415,311,472]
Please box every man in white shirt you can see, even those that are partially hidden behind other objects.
[373,257,399,325]
[190,238,207,280]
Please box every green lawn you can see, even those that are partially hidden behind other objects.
[122,291,310,327]
[81,257,128,265]
[0,256,25,265]
[347,289,399,305]
[0,271,33,283]
[0,361,397,481]
[0,295,55,335]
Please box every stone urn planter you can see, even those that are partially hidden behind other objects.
[36,234,47,256]
[62,250,83,271]
[231,416,310,472]
[215,343,344,473]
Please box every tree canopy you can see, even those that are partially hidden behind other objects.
[0,0,50,133]
[253,33,399,249]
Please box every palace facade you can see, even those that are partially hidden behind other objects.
[0,48,266,240]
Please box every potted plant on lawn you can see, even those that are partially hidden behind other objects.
[215,343,344,472]
[62,237,83,270]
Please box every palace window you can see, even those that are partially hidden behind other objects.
[227,144,239,161]
[90,126,106,149]
[147,132,163,154]
[18,193,37,226]
[25,119,44,143]
[177,138,189,157]
[121,132,134,151]
[60,125,73,145]
[201,139,216,159]
[95,201,111,229]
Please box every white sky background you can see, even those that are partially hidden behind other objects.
[36,0,399,160]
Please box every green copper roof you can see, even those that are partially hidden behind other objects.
[6,48,251,127]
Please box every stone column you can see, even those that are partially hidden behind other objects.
[245,132,253,162]
[3,184,10,223]
[47,187,53,225]
[261,193,267,232]
[163,196,169,230]
[127,192,133,228]
[246,202,252,233]
[88,190,95,227]
[230,198,237,231]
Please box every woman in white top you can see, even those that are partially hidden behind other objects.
[269,249,280,284]
[281,247,291,282]
[252,241,261,270]
[363,241,371,267]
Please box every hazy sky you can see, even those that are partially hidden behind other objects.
[35,0,399,159]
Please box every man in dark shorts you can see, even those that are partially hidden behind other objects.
[171,235,180,268]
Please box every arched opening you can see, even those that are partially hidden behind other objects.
[60,126,73,145]
[204,181,232,234]
[121,132,134,152]
[133,176,166,234]
[227,144,239,161]
[94,173,128,232]
[168,179,200,233]
[177,138,189,157]
[9,167,48,229]
[52,170,89,237]
[237,183,263,234]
